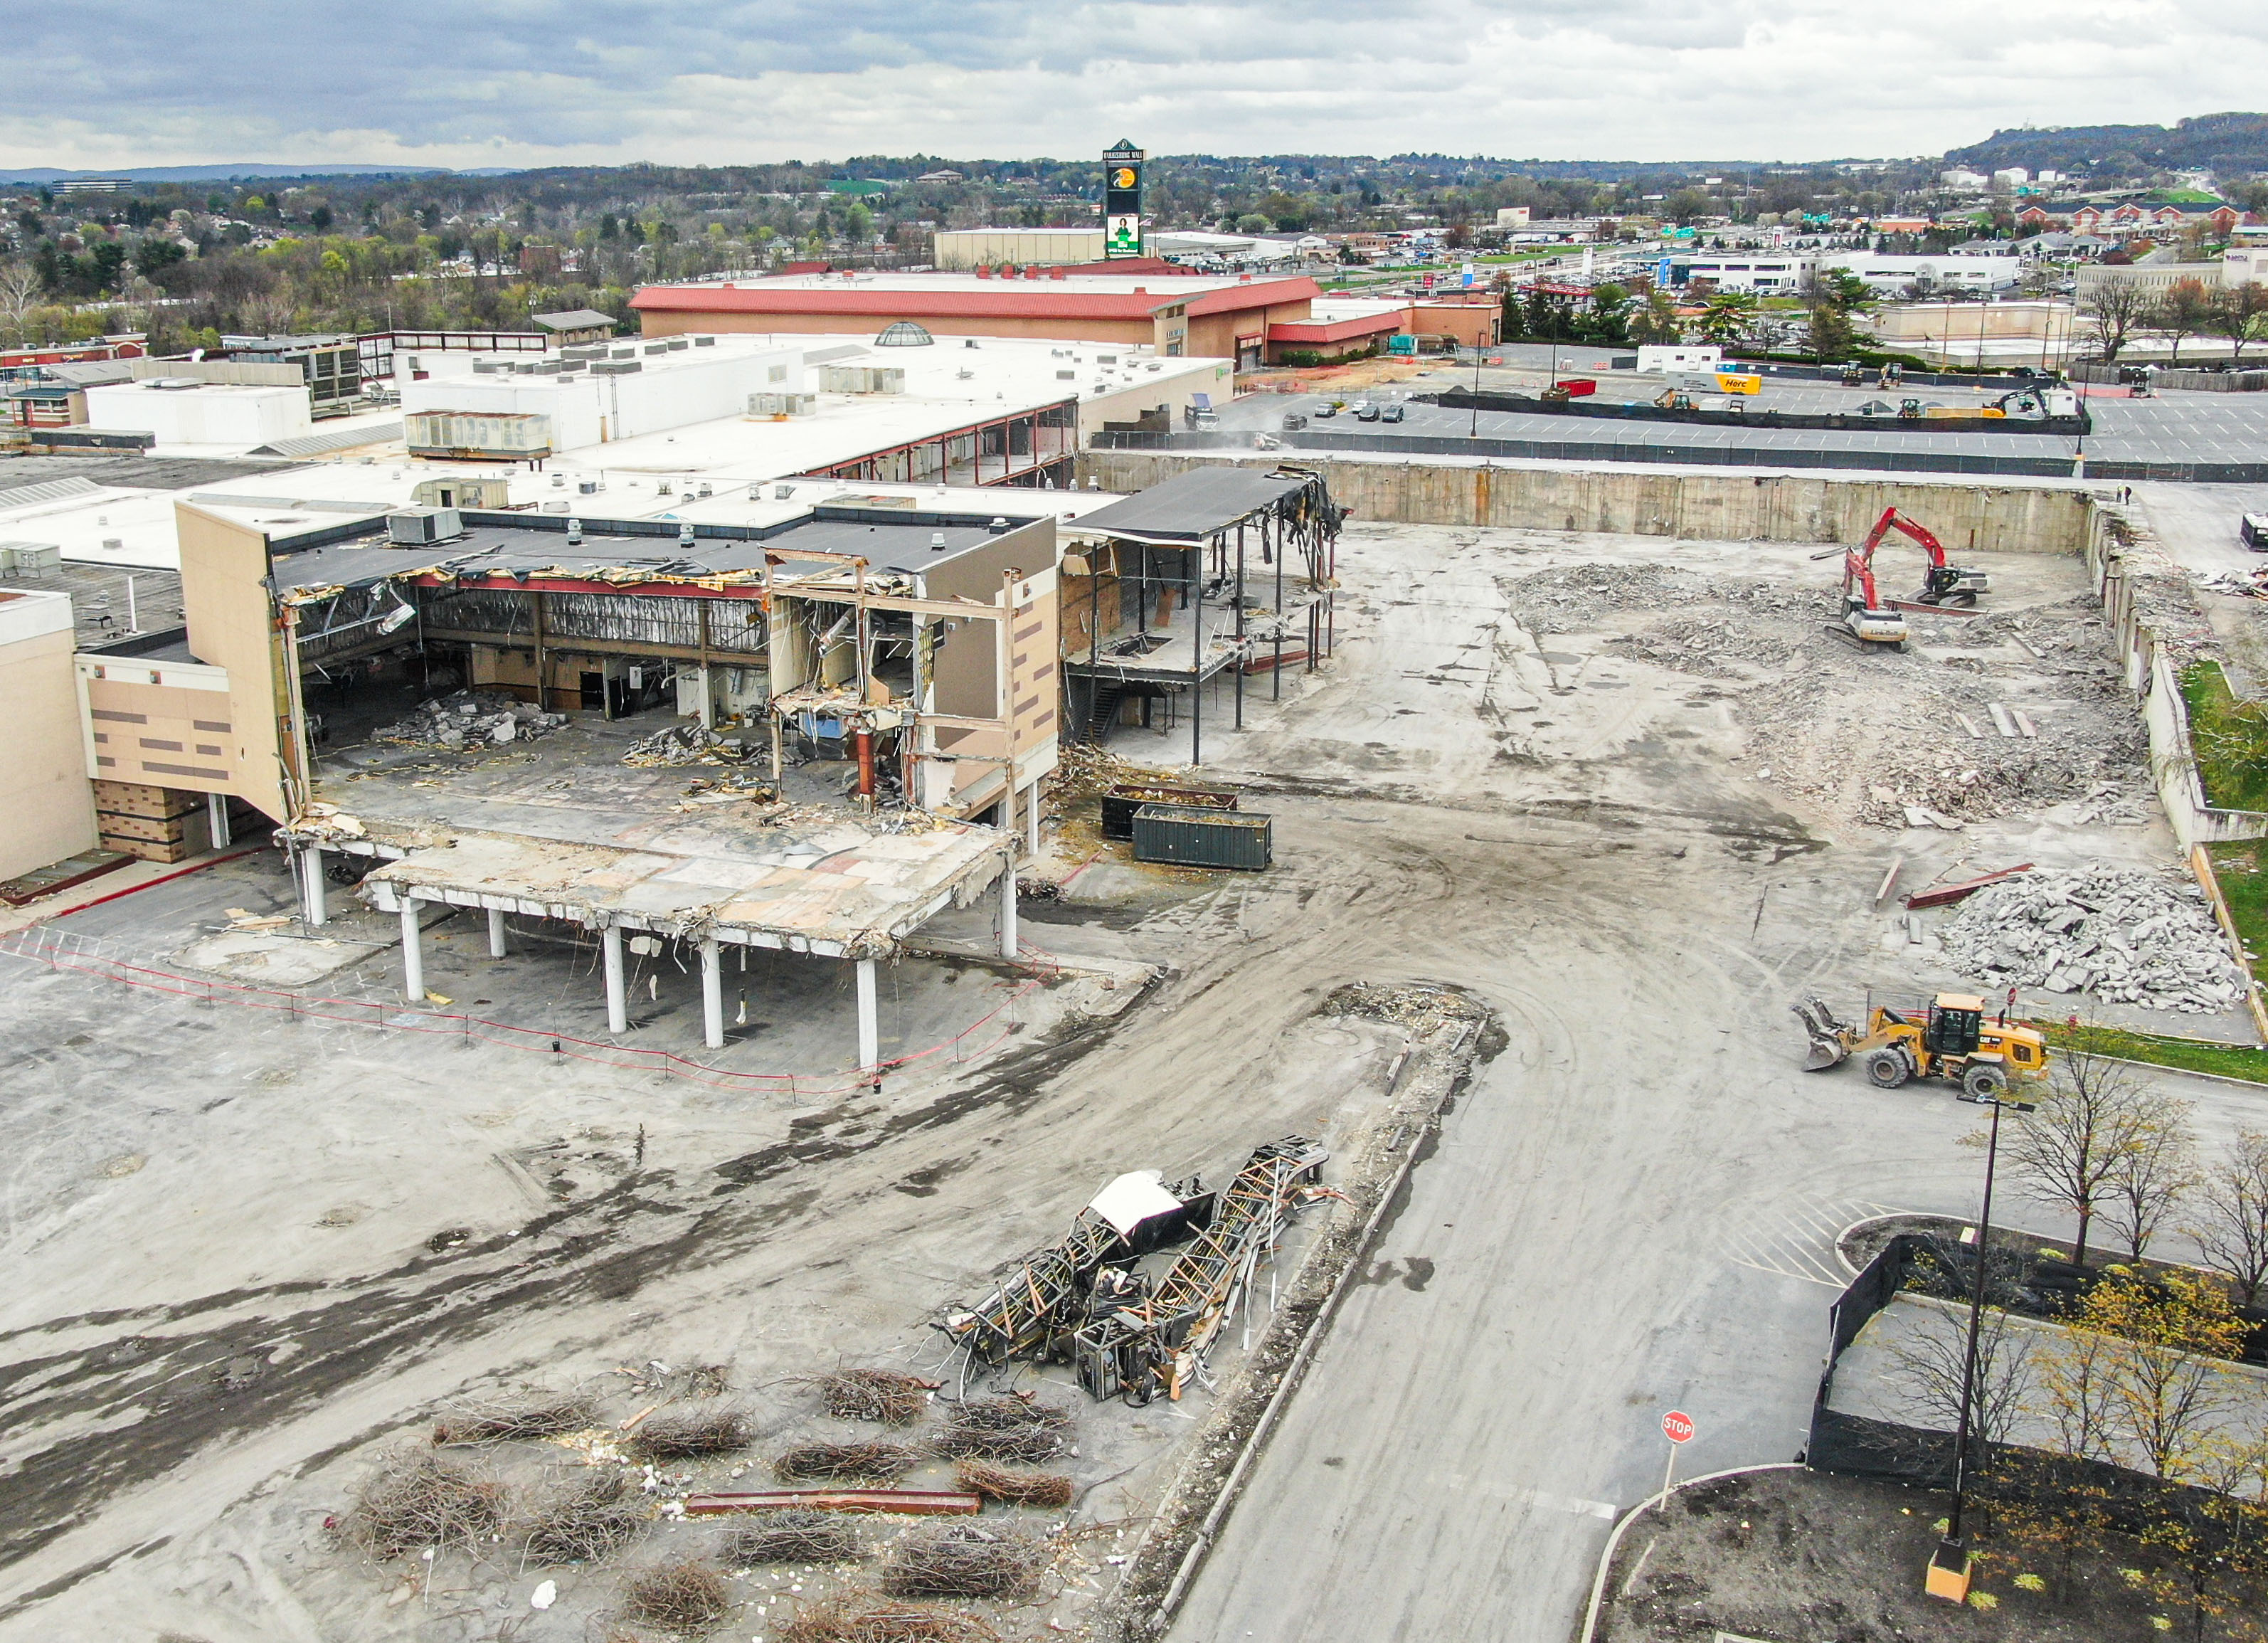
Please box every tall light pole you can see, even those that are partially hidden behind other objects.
[1931,1085,2035,1602]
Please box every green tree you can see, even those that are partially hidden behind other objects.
[1695,290,1757,345]
[133,238,186,280]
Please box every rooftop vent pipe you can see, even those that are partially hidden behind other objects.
[566,517,583,544]
[679,522,695,546]
[930,531,948,551]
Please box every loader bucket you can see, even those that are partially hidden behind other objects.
[1791,1000,1848,1070]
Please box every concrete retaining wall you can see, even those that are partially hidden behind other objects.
[1075,450,2094,556]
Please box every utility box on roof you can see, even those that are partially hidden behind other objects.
[1131,802,1272,870]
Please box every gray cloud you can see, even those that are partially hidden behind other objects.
[4,0,2267,167]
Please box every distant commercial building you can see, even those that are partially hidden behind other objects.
[632,271,1326,370]
[1823,253,2023,295]
[1860,299,2077,368]
[932,229,1108,270]
[1662,253,1818,294]
[218,334,363,416]
[83,378,314,448]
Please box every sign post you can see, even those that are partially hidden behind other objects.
[1656,1409,1695,1512]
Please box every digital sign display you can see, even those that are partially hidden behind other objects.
[1103,143,1143,259]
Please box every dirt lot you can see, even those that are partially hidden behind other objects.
[1598,1467,2259,1643]
[0,508,2242,1643]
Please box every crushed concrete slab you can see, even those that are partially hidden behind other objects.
[1934,862,2246,1012]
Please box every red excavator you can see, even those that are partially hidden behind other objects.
[1830,507,1990,651]
[1861,506,1990,609]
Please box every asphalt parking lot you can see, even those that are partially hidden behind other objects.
[1217,372,2268,473]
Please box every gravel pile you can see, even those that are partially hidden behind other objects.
[1936,863,2247,1013]
[375,690,564,749]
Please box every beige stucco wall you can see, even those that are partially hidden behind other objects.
[176,502,294,824]
[0,592,100,879]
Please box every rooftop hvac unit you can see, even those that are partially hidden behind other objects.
[590,360,642,375]
[387,507,462,545]
[643,342,668,355]
[0,543,63,576]
[819,364,905,395]
[692,334,716,347]
[664,337,688,350]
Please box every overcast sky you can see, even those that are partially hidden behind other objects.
[7,1,2268,171]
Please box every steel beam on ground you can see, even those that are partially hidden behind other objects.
[603,925,627,1035]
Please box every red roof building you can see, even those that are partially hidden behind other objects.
[630,272,1325,370]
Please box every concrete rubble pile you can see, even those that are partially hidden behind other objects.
[374,690,565,749]
[623,722,734,767]
[1936,863,2247,1013]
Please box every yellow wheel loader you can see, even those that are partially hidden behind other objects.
[1792,993,2050,1101]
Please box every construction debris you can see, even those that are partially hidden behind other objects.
[879,1523,1049,1600]
[430,1392,598,1446]
[724,1509,864,1565]
[521,1469,648,1568]
[778,1594,1002,1643]
[341,1450,509,1561]
[951,1460,1074,1508]
[773,1443,924,1484]
[1903,864,2035,911]
[1073,1136,1331,1403]
[623,1556,732,1632]
[372,690,565,750]
[623,722,745,766]
[1934,863,2247,1013]
[628,1408,752,1459]
[815,1368,937,1426]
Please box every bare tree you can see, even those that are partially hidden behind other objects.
[1887,1300,2036,1464]
[1987,1031,2153,1267]
[2102,1097,2198,1261]
[2035,1318,2121,1462]
[2153,278,2218,366]
[0,260,38,344]
[2185,1129,2268,1308]
[2083,279,2152,362]
[2215,281,2268,366]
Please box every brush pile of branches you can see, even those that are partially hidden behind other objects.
[522,1469,647,1567]
[816,1369,936,1426]
[726,1508,863,1565]
[879,1523,1047,1600]
[777,1595,1001,1643]
[342,1451,510,1560]
[773,1442,923,1483]
[623,1558,731,1632]
[950,1460,1072,1509]
[431,1392,598,1446]
[632,1408,752,1459]
[928,1398,1069,1463]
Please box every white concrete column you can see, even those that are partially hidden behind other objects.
[398,897,424,1003]
[304,845,327,926]
[208,791,232,850]
[1024,782,1039,855]
[997,860,1019,960]
[701,935,724,1050]
[696,664,716,730]
[487,907,507,958]
[602,925,627,1034]
[855,958,880,1071]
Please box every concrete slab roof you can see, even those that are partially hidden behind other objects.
[357,820,1006,956]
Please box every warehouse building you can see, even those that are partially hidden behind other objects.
[630,271,1325,370]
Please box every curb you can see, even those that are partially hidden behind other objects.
[1128,1014,1485,1637]
[1576,1462,1806,1643]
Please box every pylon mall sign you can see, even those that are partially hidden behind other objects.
[1104,141,1143,258]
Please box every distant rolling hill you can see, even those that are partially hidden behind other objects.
[1945,112,2268,178]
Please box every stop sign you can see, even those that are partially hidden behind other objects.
[1662,1410,1695,1445]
